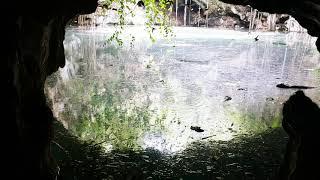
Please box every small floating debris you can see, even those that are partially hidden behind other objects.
[224,96,232,101]
[272,41,286,46]
[266,97,274,101]
[159,80,165,83]
[146,65,151,69]
[190,126,204,132]
[201,135,216,140]
[237,88,247,91]
[276,83,315,89]
[254,35,259,41]
[178,59,209,65]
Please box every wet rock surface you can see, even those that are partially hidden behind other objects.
[53,121,287,180]
[276,83,315,89]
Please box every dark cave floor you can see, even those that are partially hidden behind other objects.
[53,121,287,180]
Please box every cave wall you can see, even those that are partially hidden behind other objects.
[3,1,97,179]
[220,0,320,51]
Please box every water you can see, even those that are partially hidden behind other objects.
[46,26,320,155]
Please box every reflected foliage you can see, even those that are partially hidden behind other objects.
[54,77,163,150]
[225,105,282,134]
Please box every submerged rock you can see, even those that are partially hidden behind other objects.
[272,41,287,46]
[224,96,232,101]
[237,88,247,91]
[266,97,274,101]
[276,83,315,89]
[190,126,204,132]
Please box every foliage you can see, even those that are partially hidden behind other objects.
[100,0,174,45]
[206,0,228,15]
[57,77,165,150]
[224,105,282,134]
[314,68,320,78]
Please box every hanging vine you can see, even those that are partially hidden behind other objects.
[100,0,174,45]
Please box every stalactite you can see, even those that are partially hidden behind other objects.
[271,14,276,31]
[249,7,253,32]
[206,0,208,27]
[184,0,187,26]
[267,13,271,31]
[251,9,257,30]
[258,12,262,29]
[176,0,178,25]
[188,0,191,25]
[198,6,200,27]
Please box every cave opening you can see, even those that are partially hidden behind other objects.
[5,0,320,179]
[45,3,319,179]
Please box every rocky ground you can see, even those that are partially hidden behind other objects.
[53,120,288,180]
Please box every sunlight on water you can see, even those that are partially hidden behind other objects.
[46,26,320,153]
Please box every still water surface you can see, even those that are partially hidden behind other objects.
[46,26,320,154]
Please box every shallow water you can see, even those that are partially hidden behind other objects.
[46,26,320,154]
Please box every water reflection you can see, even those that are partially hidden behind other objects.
[46,26,320,153]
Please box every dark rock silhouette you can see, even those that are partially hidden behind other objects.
[224,96,232,101]
[279,90,320,180]
[190,126,204,132]
[276,83,315,89]
[4,1,98,179]
[237,88,247,91]
[137,0,145,7]
[266,97,274,101]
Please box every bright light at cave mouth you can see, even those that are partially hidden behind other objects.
[48,26,319,155]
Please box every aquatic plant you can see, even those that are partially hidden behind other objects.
[224,105,282,134]
[49,75,165,150]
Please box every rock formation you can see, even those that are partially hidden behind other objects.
[280,91,320,179]
[3,1,98,179]
[220,0,320,51]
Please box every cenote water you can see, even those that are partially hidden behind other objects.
[46,26,320,179]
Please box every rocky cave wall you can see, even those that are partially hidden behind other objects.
[220,0,320,51]
[3,1,98,179]
[2,0,319,179]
